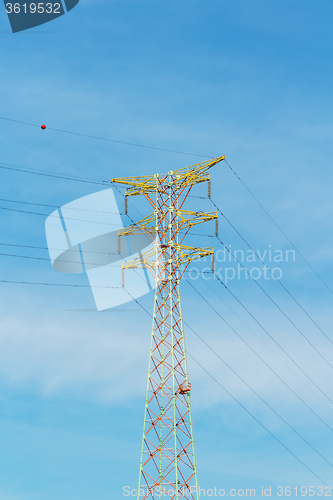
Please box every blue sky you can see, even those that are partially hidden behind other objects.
[0,0,333,498]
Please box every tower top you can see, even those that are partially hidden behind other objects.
[111,155,225,196]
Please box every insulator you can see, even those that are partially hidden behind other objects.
[118,235,121,254]
[122,269,125,288]
[208,180,211,198]
[215,218,218,236]
[125,196,128,215]
[212,254,215,273]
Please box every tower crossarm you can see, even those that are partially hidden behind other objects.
[176,210,218,229]
[118,210,217,239]
[122,246,156,271]
[121,244,214,273]
[176,244,214,265]
[174,155,225,188]
[110,155,225,197]
[118,213,156,237]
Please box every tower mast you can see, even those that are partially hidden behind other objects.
[111,155,225,499]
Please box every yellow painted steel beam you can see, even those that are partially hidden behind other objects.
[118,210,218,238]
[122,244,214,271]
[110,155,225,196]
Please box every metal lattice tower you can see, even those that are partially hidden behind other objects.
[111,155,225,499]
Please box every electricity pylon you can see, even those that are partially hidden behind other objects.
[111,155,225,499]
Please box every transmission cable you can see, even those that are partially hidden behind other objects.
[187,353,326,485]
[187,278,333,408]
[210,271,333,408]
[200,276,333,419]
[183,319,333,466]
[0,279,120,289]
[214,234,333,371]
[103,190,333,432]
[0,116,211,159]
[0,161,107,186]
[224,159,333,296]
[115,185,333,405]
[0,205,122,227]
[121,286,327,485]
[1,114,331,295]
[0,197,125,215]
[210,197,333,345]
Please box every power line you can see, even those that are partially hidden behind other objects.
[0,279,121,289]
[187,353,327,486]
[115,181,333,406]
[0,252,126,268]
[0,116,212,159]
[214,234,333,371]
[109,243,332,480]
[186,278,333,410]
[0,242,120,256]
[201,276,333,420]
[0,197,125,215]
[183,319,333,467]
[0,156,328,480]
[113,184,333,407]
[0,161,104,183]
[211,271,333,408]
[2,114,331,296]
[122,287,327,485]
[210,197,333,345]
[0,196,213,238]
[224,159,333,297]
[5,236,329,428]
[2,258,332,474]
[1,158,207,199]
[0,161,108,186]
[0,205,122,227]
[0,237,211,257]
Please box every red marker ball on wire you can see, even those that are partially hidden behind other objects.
[41,124,46,130]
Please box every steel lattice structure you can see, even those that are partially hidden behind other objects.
[111,155,225,499]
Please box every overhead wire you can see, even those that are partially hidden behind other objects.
[121,286,328,485]
[1,114,331,296]
[0,116,331,479]
[0,116,211,159]
[0,279,121,289]
[2,242,332,475]
[0,252,125,268]
[82,184,333,429]
[200,276,333,418]
[0,161,107,186]
[224,159,333,297]
[4,228,330,426]
[115,185,333,407]
[186,278,333,409]
[111,188,333,425]
[187,353,327,486]
[213,234,333,371]
[210,271,333,408]
[0,205,122,227]
[210,197,333,345]
[0,197,125,215]
[183,319,333,467]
